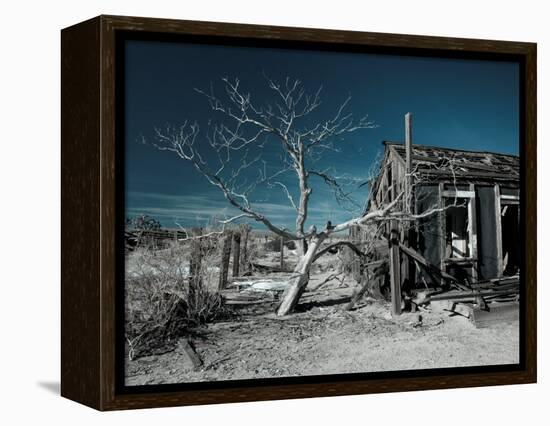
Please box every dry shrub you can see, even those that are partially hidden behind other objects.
[125,237,230,360]
[243,236,262,265]
[263,237,296,252]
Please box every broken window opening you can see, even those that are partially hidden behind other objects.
[445,198,470,259]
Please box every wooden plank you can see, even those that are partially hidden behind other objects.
[449,302,473,318]
[442,190,475,198]
[443,257,476,263]
[470,276,519,289]
[177,339,203,370]
[429,288,518,302]
[399,243,459,283]
[470,281,519,291]
[471,302,519,328]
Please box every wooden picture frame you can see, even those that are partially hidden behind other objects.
[61,15,536,411]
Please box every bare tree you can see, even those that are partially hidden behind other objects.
[152,76,421,315]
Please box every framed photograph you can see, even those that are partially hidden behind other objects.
[61,15,536,410]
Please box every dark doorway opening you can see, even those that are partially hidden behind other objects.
[501,204,520,276]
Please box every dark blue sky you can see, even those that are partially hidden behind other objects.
[124,39,519,230]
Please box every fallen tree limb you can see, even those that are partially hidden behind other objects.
[308,272,346,291]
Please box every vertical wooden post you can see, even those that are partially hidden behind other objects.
[494,185,503,277]
[280,236,284,270]
[239,224,250,274]
[389,225,402,316]
[402,113,413,289]
[232,232,241,277]
[218,230,233,290]
[188,228,203,312]
[405,112,413,214]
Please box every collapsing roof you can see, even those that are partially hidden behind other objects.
[384,141,520,182]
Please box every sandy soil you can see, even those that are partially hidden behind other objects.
[125,245,519,386]
[125,294,519,386]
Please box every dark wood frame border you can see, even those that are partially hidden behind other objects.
[61,15,537,411]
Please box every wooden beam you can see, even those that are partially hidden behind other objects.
[443,257,476,264]
[400,243,460,283]
[429,288,519,302]
[470,302,519,328]
[442,190,475,198]
[177,339,203,370]
[405,112,413,214]
[387,144,407,169]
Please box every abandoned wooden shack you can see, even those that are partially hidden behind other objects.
[361,127,520,322]
[369,140,520,280]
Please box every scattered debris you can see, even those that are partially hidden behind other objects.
[177,338,203,370]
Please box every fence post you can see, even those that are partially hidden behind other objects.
[280,236,284,270]
[389,225,402,316]
[218,231,233,290]
[188,228,203,313]
[232,232,241,277]
[239,224,250,273]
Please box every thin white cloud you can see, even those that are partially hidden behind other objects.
[126,190,362,230]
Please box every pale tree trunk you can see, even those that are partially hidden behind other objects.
[298,239,308,257]
[277,233,327,316]
[295,158,310,258]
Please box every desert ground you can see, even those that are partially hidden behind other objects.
[125,237,519,386]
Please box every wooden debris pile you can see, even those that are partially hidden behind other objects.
[413,275,519,328]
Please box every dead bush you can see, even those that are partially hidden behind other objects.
[125,237,230,360]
